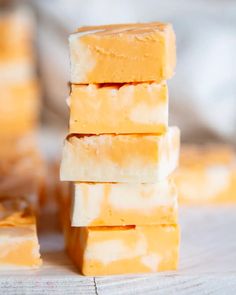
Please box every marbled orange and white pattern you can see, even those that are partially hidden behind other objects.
[69,82,168,134]
[65,223,179,276]
[60,127,180,183]
[71,180,177,226]
[175,145,236,204]
[0,198,41,268]
[69,22,176,83]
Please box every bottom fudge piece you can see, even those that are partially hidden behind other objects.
[0,197,42,268]
[175,144,236,204]
[65,223,180,275]
[71,180,178,226]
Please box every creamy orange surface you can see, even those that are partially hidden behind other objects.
[69,22,176,83]
[71,180,178,226]
[69,82,168,134]
[65,223,179,275]
[0,80,39,137]
[0,198,41,267]
[60,127,180,183]
[175,145,236,204]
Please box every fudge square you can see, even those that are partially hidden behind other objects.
[0,197,41,268]
[69,82,168,134]
[0,80,39,137]
[69,22,176,83]
[66,223,180,276]
[60,127,180,183]
[71,180,178,226]
[175,144,236,204]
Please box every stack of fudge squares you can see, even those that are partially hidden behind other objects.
[0,8,42,268]
[60,22,180,275]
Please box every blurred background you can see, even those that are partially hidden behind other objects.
[0,0,236,143]
[0,0,236,273]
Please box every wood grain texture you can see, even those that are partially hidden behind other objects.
[1,207,236,294]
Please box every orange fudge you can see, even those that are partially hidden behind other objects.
[0,80,39,133]
[0,197,41,268]
[57,181,72,229]
[0,134,45,201]
[66,223,179,276]
[175,145,236,204]
[71,180,177,226]
[0,8,35,82]
[0,80,39,137]
[0,8,34,61]
[69,82,168,134]
[69,22,176,83]
[60,127,180,183]
[61,185,179,275]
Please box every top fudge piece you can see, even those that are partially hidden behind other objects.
[69,22,176,83]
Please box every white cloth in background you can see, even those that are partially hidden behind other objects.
[33,0,236,143]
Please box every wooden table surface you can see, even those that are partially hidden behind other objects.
[1,206,236,294]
